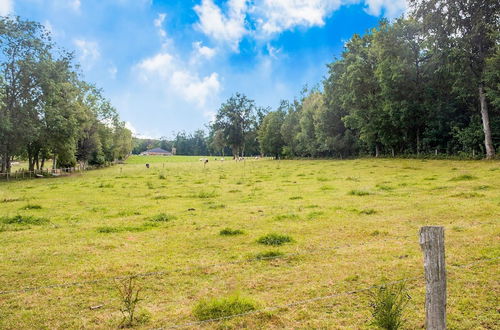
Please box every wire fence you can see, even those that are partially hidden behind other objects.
[156,256,498,329]
[0,232,497,329]
[0,237,396,295]
[0,163,118,181]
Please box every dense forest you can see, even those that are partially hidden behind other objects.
[0,17,132,174]
[136,0,498,160]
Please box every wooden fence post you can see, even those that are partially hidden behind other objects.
[419,226,446,330]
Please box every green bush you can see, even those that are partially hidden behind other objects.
[369,282,410,330]
[193,294,257,321]
[257,233,293,246]
[219,228,244,236]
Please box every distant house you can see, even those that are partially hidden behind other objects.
[140,148,173,156]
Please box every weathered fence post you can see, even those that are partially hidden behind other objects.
[419,226,446,330]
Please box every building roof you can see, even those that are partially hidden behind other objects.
[146,148,171,153]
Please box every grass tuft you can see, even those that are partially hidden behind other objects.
[274,213,299,221]
[450,174,477,181]
[359,208,377,215]
[1,215,49,225]
[20,204,42,210]
[369,282,410,330]
[196,191,218,199]
[219,228,244,236]
[254,250,284,260]
[257,233,294,246]
[193,294,257,321]
[348,189,371,196]
[148,213,177,222]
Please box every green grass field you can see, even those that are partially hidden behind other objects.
[0,156,499,329]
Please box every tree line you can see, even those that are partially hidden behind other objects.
[0,17,132,174]
[147,0,498,160]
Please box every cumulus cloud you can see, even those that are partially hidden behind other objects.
[0,0,13,16]
[135,51,221,108]
[255,0,344,35]
[194,0,248,51]
[363,0,407,18]
[193,41,216,59]
[193,0,408,50]
[73,39,100,68]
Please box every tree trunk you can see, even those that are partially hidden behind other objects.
[375,144,380,158]
[479,85,495,159]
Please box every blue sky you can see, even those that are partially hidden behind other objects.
[2,0,407,138]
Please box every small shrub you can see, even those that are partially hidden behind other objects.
[152,195,168,200]
[369,282,410,330]
[1,215,48,226]
[254,250,284,260]
[219,228,244,236]
[158,173,166,180]
[193,294,257,321]
[148,213,177,222]
[449,174,477,181]
[451,192,484,198]
[146,181,154,189]
[289,196,303,200]
[346,176,360,182]
[115,276,143,328]
[228,189,241,193]
[257,233,293,246]
[20,204,42,210]
[348,189,371,196]
[320,185,335,191]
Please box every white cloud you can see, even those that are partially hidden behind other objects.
[73,39,100,68]
[136,52,174,80]
[0,0,13,16]
[363,0,407,18]
[193,41,216,59]
[171,71,220,107]
[154,13,167,38]
[255,0,344,35]
[135,51,221,108]
[194,0,248,51]
[193,0,407,51]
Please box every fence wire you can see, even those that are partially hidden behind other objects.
[156,256,498,329]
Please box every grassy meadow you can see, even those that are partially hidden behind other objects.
[0,156,499,329]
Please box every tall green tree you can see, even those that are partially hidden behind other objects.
[409,0,500,158]
[212,93,256,157]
